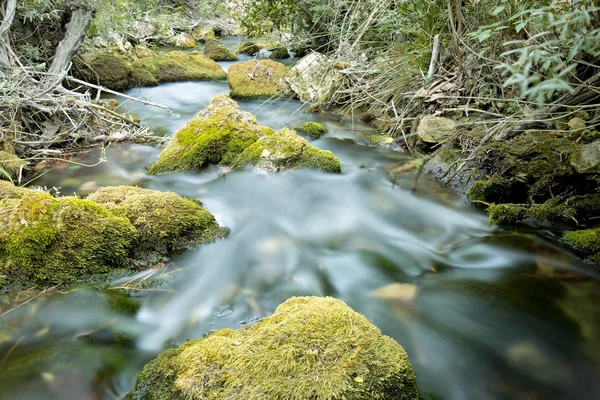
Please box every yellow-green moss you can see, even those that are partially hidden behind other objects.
[0,151,25,181]
[0,192,135,287]
[237,41,260,55]
[297,121,327,139]
[204,40,238,61]
[87,186,228,255]
[236,128,341,173]
[132,51,226,84]
[0,181,31,200]
[148,94,265,174]
[228,60,291,99]
[131,296,419,400]
[270,47,290,59]
[129,63,159,87]
[563,227,600,254]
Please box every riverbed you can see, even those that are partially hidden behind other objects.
[1,39,599,400]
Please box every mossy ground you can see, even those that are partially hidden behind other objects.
[204,40,238,61]
[131,297,419,400]
[296,121,327,139]
[228,60,291,99]
[88,186,228,255]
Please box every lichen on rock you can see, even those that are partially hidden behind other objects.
[228,60,290,99]
[87,186,228,256]
[203,39,238,61]
[131,296,419,400]
[147,95,341,175]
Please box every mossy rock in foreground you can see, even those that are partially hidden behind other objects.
[0,192,135,287]
[88,186,228,256]
[228,60,290,99]
[204,40,238,61]
[563,227,600,263]
[131,296,419,400]
[147,94,341,175]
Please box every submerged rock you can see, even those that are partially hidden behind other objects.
[228,60,290,99]
[88,186,228,256]
[416,116,457,144]
[131,296,419,400]
[147,94,340,174]
[171,33,198,49]
[0,183,227,288]
[286,52,338,105]
[204,39,238,61]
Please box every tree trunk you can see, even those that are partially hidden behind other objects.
[0,0,17,68]
[42,7,94,88]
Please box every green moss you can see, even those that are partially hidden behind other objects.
[147,94,265,174]
[132,51,226,84]
[228,60,291,99]
[467,177,510,204]
[237,41,260,55]
[0,181,33,200]
[0,151,25,181]
[87,186,228,256]
[131,296,419,400]
[236,128,341,173]
[488,203,525,225]
[296,122,327,139]
[129,64,159,87]
[0,192,135,287]
[204,40,238,61]
[563,227,600,254]
[270,47,290,59]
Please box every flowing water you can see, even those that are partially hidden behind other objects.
[1,41,600,400]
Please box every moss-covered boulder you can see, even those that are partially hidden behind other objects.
[0,191,135,287]
[563,227,600,263]
[204,40,238,61]
[171,33,198,49]
[0,181,31,199]
[237,41,260,55]
[87,186,228,255]
[269,46,290,59]
[77,53,132,91]
[237,128,341,173]
[228,60,290,99]
[131,296,419,400]
[132,51,227,84]
[0,151,25,181]
[296,121,327,139]
[147,94,340,175]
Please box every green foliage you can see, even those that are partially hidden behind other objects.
[17,0,62,24]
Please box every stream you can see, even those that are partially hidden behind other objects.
[1,39,599,400]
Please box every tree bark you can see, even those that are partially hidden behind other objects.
[0,0,17,68]
[42,7,94,88]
